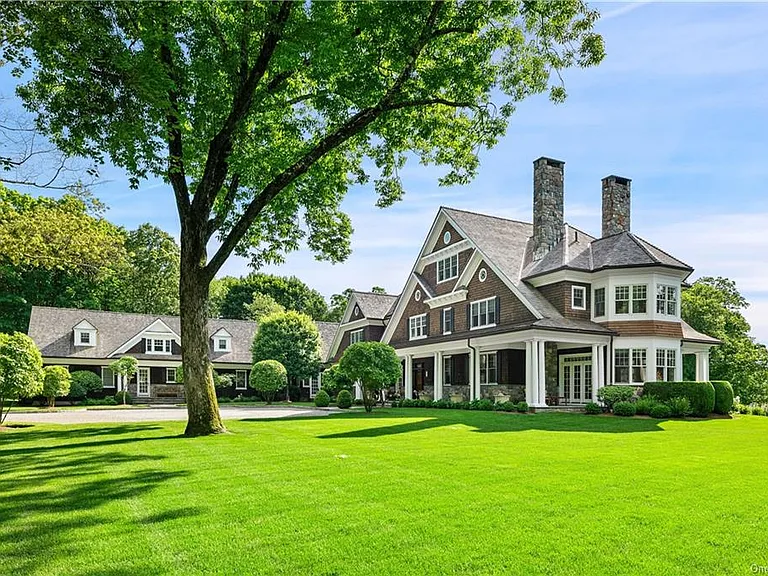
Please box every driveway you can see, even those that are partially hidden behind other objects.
[6,405,333,425]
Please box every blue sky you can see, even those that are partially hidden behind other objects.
[3,2,768,342]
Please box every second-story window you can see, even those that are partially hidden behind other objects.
[470,297,497,329]
[594,288,606,317]
[615,286,630,314]
[409,314,428,340]
[571,286,586,310]
[146,338,172,354]
[615,284,647,315]
[441,308,454,334]
[350,329,364,344]
[437,254,459,283]
[656,285,678,316]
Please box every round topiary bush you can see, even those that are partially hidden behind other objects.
[584,402,601,415]
[337,389,353,409]
[114,391,133,404]
[516,402,529,413]
[314,389,330,407]
[613,401,637,417]
[711,381,734,415]
[649,403,672,419]
[69,370,103,399]
[249,359,287,404]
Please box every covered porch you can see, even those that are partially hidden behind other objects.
[395,330,611,407]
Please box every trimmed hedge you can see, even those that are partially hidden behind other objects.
[711,381,734,415]
[314,389,330,407]
[613,401,637,417]
[336,389,353,409]
[643,381,715,417]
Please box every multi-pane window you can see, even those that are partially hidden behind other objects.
[479,352,497,384]
[615,286,630,314]
[409,314,428,340]
[437,254,459,282]
[656,349,676,381]
[443,356,453,386]
[632,285,647,313]
[218,338,228,350]
[572,286,586,310]
[441,308,454,334]
[350,329,364,344]
[166,368,176,383]
[80,332,91,344]
[614,348,648,384]
[235,370,248,390]
[470,297,497,329]
[656,285,678,316]
[146,338,172,353]
[594,288,606,317]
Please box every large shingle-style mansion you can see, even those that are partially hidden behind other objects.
[29,157,719,406]
[327,157,719,406]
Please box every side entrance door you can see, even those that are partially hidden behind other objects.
[137,367,150,397]
[559,354,592,404]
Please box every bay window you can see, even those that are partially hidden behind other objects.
[594,288,606,317]
[656,285,678,316]
[656,349,676,381]
[614,348,647,384]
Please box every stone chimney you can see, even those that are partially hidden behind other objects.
[601,175,631,237]
[532,157,565,261]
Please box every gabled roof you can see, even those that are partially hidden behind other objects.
[315,321,340,360]
[352,291,399,320]
[28,306,257,364]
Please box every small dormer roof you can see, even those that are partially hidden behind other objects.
[73,319,97,331]
[211,328,233,338]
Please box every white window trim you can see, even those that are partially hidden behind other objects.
[443,355,453,385]
[137,367,150,397]
[436,253,459,284]
[166,367,177,383]
[593,287,606,318]
[145,338,173,355]
[215,336,232,352]
[409,314,428,341]
[470,296,497,331]
[75,329,97,347]
[655,348,677,382]
[479,351,498,385]
[656,284,678,317]
[442,308,452,335]
[613,347,647,385]
[235,369,248,390]
[571,285,586,310]
[349,329,364,345]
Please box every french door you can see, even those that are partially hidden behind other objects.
[137,367,150,397]
[560,355,593,404]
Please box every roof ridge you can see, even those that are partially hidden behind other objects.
[627,232,659,263]
[632,233,693,270]
[30,305,258,324]
[442,206,532,227]
[353,290,398,297]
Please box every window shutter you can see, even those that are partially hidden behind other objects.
[450,308,455,332]
[495,296,501,322]
[466,303,471,330]
[425,313,430,336]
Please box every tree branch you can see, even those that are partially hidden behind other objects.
[204,1,446,279]
[431,26,476,38]
[207,173,240,238]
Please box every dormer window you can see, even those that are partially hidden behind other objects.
[73,320,97,347]
[146,338,173,354]
[212,329,232,352]
[217,338,230,351]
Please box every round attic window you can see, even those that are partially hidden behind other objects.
[478,268,488,282]
[415,289,421,301]
[443,231,451,244]
[354,305,360,317]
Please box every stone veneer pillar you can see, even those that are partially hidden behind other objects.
[532,157,565,261]
[601,175,631,236]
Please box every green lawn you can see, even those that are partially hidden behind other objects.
[2,410,767,575]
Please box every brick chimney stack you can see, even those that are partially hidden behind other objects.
[532,157,565,261]
[601,175,631,237]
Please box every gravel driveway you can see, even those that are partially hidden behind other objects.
[6,406,332,425]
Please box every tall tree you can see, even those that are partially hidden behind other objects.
[2,1,604,435]
[682,276,768,404]
[221,273,329,320]
[117,224,181,315]
[244,292,285,322]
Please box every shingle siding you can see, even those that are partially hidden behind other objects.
[429,221,464,254]
[332,324,386,362]
[599,320,683,338]
[422,248,473,297]
[537,281,591,320]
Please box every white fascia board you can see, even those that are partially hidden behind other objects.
[110,318,181,356]
[424,289,468,309]
[418,239,472,268]
[73,319,97,330]
[381,275,420,345]
[526,269,594,287]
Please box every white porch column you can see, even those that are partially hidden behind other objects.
[537,340,547,407]
[468,347,476,401]
[404,354,413,400]
[695,351,710,382]
[591,344,600,403]
[434,351,442,400]
[675,348,683,381]
[648,342,657,384]
[474,349,481,400]
[599,345,606,388]
[526,340,540,406]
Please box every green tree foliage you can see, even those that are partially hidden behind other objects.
[320,363,353,398]
[682,277,768,404]
[208,276,239,318]
[338,342,401,412]
[244,292,285,322]
[42,365,71,407]
[69,370,103,399]
[249,359,287,404]
[221,273,329,320]
[0,331,44,423]
[109,356,138,404]
[2,1,603,435]
[117,224,180,315]
[327,288,355,323]
[251,311,322,402]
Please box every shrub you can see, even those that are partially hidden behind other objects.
[584,402,601,415]
[711,381,734,415]
[434,399,450,409]
[666,396,693,418]
[597,386,635,411]
[314,389,330,407]
[218,396,233,403]
[634,395,659,416]
[249,359,288,404]
[495,401,517,412]
[353,398,364,406]
[736,403,749,414]
[751,405,766,416]
[649,403,672,419]
[613,401,637,417]
[114,391,133,404]
[42,365,71,407]
[470,399,494,411]
[517,402,529,413]
[69,370,103,399]
[336,389,353,409]
[643,381,715,417]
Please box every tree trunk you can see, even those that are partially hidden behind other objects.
[179,222,225,436]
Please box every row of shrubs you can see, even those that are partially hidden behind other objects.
[734,403,768,416]
[313,389,354,409]
[593,381,734,419]
[392,397,530,413]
